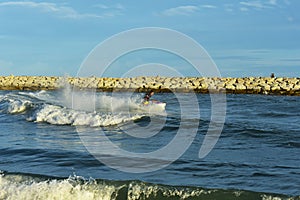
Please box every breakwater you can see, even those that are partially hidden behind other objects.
[0,75,300,95]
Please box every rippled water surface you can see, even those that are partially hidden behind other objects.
[0,90,299,199]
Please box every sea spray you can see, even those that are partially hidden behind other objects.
[0,90,145,127]
[0,83,165,128]
[57,76,126,113]
[56,75,96,112]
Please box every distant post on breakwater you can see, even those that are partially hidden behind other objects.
[271,73,275,78]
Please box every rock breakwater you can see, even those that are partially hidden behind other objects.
[0,76,299,95]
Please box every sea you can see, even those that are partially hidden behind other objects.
[0,88,299,200]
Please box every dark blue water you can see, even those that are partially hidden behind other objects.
[0,90,299,199]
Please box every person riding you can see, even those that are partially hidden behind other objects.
[143,90,154,102]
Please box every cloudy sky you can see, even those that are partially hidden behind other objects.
[0,0,299,77]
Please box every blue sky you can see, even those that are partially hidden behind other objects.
[0,0,299,77]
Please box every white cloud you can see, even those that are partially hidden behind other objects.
[94,3,124,11]
[239,0,278,10]
[160,4,217,16]
[240,1,266,9]
[0,1,73,15]
[0,1,119,19]
[93,3,124,17]
[201,5,217,9]
[162,5,199,16]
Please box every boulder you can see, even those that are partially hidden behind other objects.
[235,83,246,90]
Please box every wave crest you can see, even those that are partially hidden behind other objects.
[0,172,295,200]
[0,91,151,127]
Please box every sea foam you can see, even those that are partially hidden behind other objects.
[0,90,147,127]
[7,99,31,114]
[0,172,292,200]
[28,104,143,127]
[0,174,121,200]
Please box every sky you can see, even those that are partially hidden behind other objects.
[0,0,299,77]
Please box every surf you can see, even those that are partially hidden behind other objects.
[0,171,296,200]
[141,100,167,112]
[0,90,166,127]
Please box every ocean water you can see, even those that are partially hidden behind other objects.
[0,89,299,200]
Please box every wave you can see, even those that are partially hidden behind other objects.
[0,171,297,200]
[0,90,161,127]
[27,104,143,127]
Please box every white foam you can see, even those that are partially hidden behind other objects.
[92,94,142,113]
[94,95,166,116]
[28,104,143,127]
[127,182,210,200]
[7,99,31,114]
[0,173,290,200]
[0,174,211,200]
[1,90,164,126]
[0,175,121,200]
[139,102,166,114]
[19,90,48,99]
[262,195,285,200]
[0,92,34,114]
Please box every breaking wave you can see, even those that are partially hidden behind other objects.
[0,90,164,127]
[0,171,297,200]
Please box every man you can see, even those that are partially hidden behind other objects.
[143,90,154,102]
